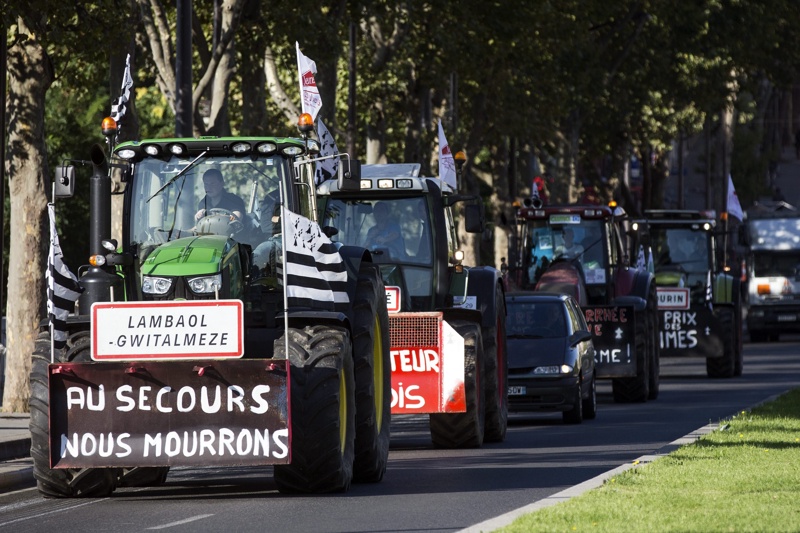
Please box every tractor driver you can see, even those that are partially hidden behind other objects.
[195,169,246,222]
[366,201,405,257]
[559,227,585,259]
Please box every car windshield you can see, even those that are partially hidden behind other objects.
[506,300,566,338]
[128,155,289,262]
[752,252,800,278]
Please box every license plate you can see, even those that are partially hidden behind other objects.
[508,386,527,396]
[777,314,797,322]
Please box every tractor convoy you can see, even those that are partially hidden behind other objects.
[31,123,509,497]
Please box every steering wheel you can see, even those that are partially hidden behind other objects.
[196,208,244,236]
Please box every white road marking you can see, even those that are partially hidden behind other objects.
[146,514,215,530]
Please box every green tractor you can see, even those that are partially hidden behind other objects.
[30,123,391,497]
[633,210,743,378]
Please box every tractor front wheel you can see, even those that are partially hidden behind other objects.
[273,325,356,493]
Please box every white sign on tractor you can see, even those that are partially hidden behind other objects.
[91,300,244,361]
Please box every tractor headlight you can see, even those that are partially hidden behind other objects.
[142,276,173,295]
[188,274,222,294]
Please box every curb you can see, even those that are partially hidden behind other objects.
[0,437,30,464]
[0,459,34,493]
[457,423,721,533]
[458,391,788,533]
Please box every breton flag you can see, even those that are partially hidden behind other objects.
[706,270,714,310]
[110,53,133,124]
[314,119,339,185]
[437,121,457,190]
[296,42,322,121]
[46,204,83,350]
[726,174,744,221]
[635,245,646,271]
[280,207,349,309]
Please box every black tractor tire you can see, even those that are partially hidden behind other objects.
[351,262,391,483]
[749,330,767,343]
[429,321,485,448]
[482,287,508,443]
[29,330,120,498]
[273,325,356,493]
[611,311,650,403]
[733,303,744,377]
[582,372,598,420]
[707,308,736,378]
[562,382,583,424]
[647,286,660,401]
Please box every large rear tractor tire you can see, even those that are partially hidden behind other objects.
[29,330,121,498]
[273,326,356,493]
[429,321,485,448]
[351,263,391,483]
[707,308,736,378]
[482,288,508,443]
[611,311,650,403]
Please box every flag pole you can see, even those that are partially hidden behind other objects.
[49,184,55,364]
[279,181,289,360]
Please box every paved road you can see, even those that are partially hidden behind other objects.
[1,339,798,533]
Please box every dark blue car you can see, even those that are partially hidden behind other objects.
[506,292,597,423]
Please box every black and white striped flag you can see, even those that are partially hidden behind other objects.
[314,119,339,185]
[46,204,83,349]
[110,53,133,124]
[280,207,349,310]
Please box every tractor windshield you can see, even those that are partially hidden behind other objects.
[127,155,290,263]
[524,219,606,286]
[650,227,710,275]
[321,196,434,309]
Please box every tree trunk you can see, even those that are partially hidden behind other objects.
[2,22,53,412]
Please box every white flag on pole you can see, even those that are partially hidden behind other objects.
[296,42,322,121]
[727,174,744,221]
[280,207,349,309]
[110,53,134,124]
[438,121,457,190]
[315,119,339,185]
[46,204,83,349]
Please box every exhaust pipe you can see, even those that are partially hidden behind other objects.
[78,144,123,314]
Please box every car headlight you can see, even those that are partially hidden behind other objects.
[188,274,222,294]
[533,364,573,375]
[142,276,173,295]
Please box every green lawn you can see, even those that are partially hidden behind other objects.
[499,388,800,533]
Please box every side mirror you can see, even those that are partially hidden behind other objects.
[464,203,484,233]
[569,330,593,347]
[338,159,361,192]
[54,166,76,198]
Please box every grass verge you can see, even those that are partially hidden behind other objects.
[499,388,800,533]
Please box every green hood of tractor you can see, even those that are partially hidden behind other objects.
[141,235,231,277]
[655,271,685,287]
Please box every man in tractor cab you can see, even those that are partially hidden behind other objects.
[195,168,246,221]
[366,201,405,258]
[559,227,585,259]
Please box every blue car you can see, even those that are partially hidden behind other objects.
[505,292,597,423]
